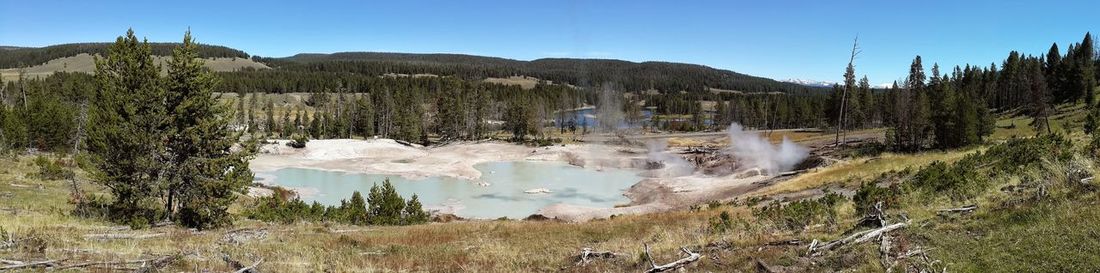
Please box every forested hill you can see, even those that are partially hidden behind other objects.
[0,42,249,68]
[261,52,825,94]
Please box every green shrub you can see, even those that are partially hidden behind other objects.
[287,134,308,149]
[709,210,735,233]
[853,180,901,215]
[32,155,74,180]
[905,135,1071,202]
[753,192,845,231]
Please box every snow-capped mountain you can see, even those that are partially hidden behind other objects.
[782,78,836,88]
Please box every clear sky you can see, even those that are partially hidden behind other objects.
[2,0,1097,86]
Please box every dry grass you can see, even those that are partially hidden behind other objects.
[0,155,796,272]
[752,147,981,197]
[484,76,540,90]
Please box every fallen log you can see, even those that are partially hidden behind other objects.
[811,221,909,254]
[643,244,701,273]
[574,248,618,266]
[223,254,261,273]
[763,239,802,246]
[937,205,977,214]
[0,259,60,271]
[52,255,179,272]
[83,233,165,240]
[233,258,263,273]
[135,254,180,273]
[754,259,777,273]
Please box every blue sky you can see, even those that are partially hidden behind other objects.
[2,0,1097,86]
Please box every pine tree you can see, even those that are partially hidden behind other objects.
[379,179,406,225]
[164,30,254,229]
[403,194,429,224]
[929,64,957,148]
[347,191,368,225]
[366,183,384,224]
[355,96,375,138]
[1046,43,1065,101]
[894,56,931,151]
[1025,57,1052,135]
[367,179,406,225]
[1081,33,1096,105]
[86,29,166,227]
[858,76,874,127]
[265,99,275,136]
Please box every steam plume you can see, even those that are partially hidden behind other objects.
[725,123,808,175]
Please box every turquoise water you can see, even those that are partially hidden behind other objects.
[258,161,643,219]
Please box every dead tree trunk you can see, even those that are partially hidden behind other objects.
[835,36,861,147]
[68,99,89,204]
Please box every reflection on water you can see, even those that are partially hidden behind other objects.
[258,161,642,219]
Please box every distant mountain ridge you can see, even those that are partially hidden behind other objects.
[1,42,828,94]
[782,78,837,88]
[264,52,827,94]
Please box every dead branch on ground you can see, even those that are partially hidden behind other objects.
[223,254,262,273]
[0,259,63,271]
[82,232,165,240]
[642,244,701,273]
[574,247,618,266]
[809,221,909,255]
[936,205,977,215]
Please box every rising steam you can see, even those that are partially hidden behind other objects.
[725,123,808,175]
[645,140,695,177]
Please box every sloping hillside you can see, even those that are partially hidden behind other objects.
[264,52,825,94]
[0,53,268,82]
[0,42,249,68]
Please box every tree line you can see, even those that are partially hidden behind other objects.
[0,42,249,68]
[827,32,1097,152]
[250,52,827,94]
[245,179,430,226]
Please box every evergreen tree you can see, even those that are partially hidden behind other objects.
[265,99,275,136]
[1025,57,1053,135]
[1046,43,1065,101]
[347,191,368,225]
[86,29,166,227]
[367,179,406,225]
[163,30,254,229]
[378,179,406,225]
[929,64,957,148]
[403,194,430,224]
[857,76,873,128]
[366,183,384,224]
[1081,33,1096,105]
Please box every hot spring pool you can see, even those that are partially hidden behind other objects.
[256,161,643,219]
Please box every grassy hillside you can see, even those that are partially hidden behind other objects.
[0,42,249,68]
[0,53,269,82]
